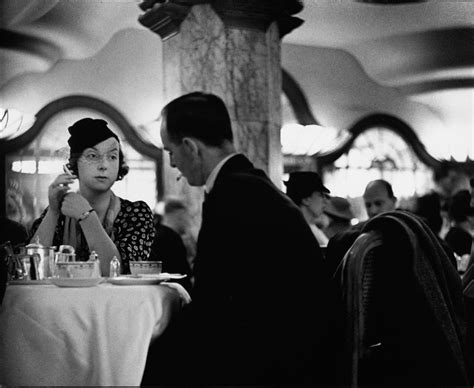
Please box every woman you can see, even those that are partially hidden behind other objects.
[30,118,155,275]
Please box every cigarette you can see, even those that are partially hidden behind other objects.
[63,164,73,175]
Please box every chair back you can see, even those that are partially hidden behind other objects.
[341,231,384,387]
[339,211,471,387]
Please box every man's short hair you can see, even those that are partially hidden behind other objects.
[161,91,233,147]
[364,179,395,199]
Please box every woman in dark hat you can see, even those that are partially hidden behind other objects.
[29,118,155,275]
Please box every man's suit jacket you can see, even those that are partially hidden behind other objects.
[186,154,332,384]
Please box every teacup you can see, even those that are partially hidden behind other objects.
[130,261,162,275]
[56,262,95,278]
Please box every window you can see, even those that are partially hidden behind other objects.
[324,127,432,199]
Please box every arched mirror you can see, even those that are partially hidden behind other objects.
[2,96,161,231]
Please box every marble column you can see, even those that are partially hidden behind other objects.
[138,0,303,232]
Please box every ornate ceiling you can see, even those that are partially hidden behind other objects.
[1,0,473,161]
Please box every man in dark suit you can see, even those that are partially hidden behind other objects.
[143,92,332,385]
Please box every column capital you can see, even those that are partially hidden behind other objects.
[138,0,208,40]
[138,0,304,39]
[211,0,303,37]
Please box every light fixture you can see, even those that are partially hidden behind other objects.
[0,108,35,140]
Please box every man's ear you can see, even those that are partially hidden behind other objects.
[182,137,199,156]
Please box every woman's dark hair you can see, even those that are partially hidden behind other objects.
[161,91,233,146]
[414,192,443,235]
[433,161,463,183]
[449,189,474,223]
[67,148,129,181]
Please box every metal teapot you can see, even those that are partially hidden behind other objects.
[24,236,55,279]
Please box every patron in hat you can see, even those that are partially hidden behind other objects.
[284,171,330,246]
[444,189,474,258]
[29,118,155,275]
[323,196,355,239]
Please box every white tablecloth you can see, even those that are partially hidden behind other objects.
[0,281,190,386]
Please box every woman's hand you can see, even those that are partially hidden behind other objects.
[48,174,77,213]
[61,192,92,220]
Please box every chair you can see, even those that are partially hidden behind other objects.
[338,210,471,387]
[340,231,384,387]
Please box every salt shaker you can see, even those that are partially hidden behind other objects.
[109,256,120,278]
[89,250,102,278]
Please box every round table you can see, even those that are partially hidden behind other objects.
[0,280,190,386]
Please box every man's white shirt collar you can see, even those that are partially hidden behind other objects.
[205,153,238,194]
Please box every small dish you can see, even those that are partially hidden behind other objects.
[130,261,162,275]
[107,275,165,286]
[51,277,104,288]
[140,273,187,280]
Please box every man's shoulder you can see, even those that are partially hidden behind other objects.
[216,159,280,197]
[156,223,180,239]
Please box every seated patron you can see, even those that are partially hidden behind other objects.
[432,162,471,237]
[325,179,397,277]
[143,92,332,386]
[445,189,474,258]
[0,216,28,248]
[363,179,397,220]
[284,171,330,247]
[323,196,355,239]
[413,191,443,237]
[150,197,193,291]
[29,118,155,276]
[413,192,457,270]
[1,217,29,304]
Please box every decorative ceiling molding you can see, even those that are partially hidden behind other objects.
[138,0,207,40]
[314,113,454,171]
[211,0,304,37]
[0,95,162,161]
[138,0,304,39]
[358,27,474,86]
[0,29,60,61]
[398,78,474,95]
[282,68,319,126]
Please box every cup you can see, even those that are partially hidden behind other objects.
[56,262,95,278]
[130,261,162,275]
